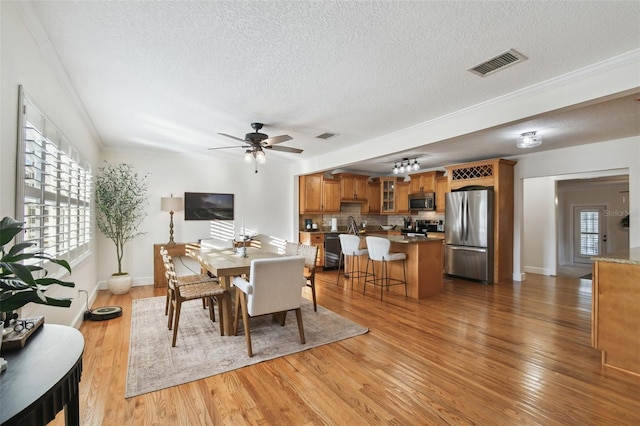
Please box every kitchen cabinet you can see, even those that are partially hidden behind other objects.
[322,178,341,212]
[299,173,340,213]
[408,171,444,194]
[366,181,381,213]
[380,178,396,213]
[435,175,448,214]
[591,253,640,376]
[299,231,325,268]
[395,181,410,213]
[445,158,516,282]
[334,173,368,202]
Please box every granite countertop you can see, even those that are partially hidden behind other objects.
[592,247,640,265]
[358,234,442,244]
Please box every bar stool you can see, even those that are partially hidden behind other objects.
[364,236,407,300]
[336,234,371,289]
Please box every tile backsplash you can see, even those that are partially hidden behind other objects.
[299,204,444,231]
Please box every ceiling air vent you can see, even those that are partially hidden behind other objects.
[468,49,528,77]
[315,132,339,140]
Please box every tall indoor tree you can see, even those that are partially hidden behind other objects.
[95,162,149,293]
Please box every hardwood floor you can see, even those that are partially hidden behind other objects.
[51,271,640,425]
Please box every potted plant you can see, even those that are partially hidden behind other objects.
[1,216,75,368]
[95,162,149,294]
[621,215,629,228]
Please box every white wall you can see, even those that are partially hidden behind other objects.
[513,136,640,281]
[97,149,297,287]
[522,177,556,276]
[1,3,102,326]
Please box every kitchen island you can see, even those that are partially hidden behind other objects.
[358,234,444,299]
[591,247,640,376]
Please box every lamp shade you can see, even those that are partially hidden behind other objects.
[161,196,183,212]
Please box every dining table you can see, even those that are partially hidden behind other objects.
[187,246,282,336]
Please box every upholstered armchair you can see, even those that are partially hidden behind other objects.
[232,256,307,357]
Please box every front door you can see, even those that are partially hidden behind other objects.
[573,205,606,264]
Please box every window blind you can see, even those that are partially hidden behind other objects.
[16,86,92,270]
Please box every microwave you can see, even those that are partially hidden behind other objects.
[408,192,436,211]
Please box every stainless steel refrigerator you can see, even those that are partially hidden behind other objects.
[444,188,494,283]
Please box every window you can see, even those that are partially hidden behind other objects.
[16,86,92,271]
[579,211,600,256]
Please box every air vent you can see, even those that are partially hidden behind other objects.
[468,49,528,77]
[315,132,339,140]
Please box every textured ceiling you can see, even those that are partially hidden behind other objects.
[25,1,640,175]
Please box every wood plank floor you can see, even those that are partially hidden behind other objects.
[51,271,640,425]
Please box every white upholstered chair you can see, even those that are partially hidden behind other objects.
[364,236,407,300]
[232,256,307,357]
[336,234,370,289]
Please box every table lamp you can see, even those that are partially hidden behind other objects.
[161,194,183,244]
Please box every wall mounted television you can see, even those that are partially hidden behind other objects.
[184,192,234,221]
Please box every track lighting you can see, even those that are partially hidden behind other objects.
[392,158,420,174]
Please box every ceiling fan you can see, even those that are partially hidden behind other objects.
[209,123,303,172]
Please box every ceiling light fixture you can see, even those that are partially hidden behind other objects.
[517,131,542,149]
[255,149,266,164]
[392,158,420,174]
[243,150,253,164]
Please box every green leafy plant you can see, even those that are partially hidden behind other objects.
[621,215,629,228]
[0,216,75,313]
[95,162,149,275]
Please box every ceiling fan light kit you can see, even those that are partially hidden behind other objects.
[517,131,542,149]
[210,122,302,173]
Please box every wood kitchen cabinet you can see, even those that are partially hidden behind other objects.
[322,178,341,212]
[379,178,396,213]
[435,175,448,214]
[299,173,340,213]
[395,181,410,213]
[408,171,444,194]
[366,181,381,213]
[591,255,640,376]
[334,173,368,202]
[445,158,516,283]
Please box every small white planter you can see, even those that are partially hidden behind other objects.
[107,274,132,294]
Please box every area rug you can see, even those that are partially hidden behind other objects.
[125,296,368,397]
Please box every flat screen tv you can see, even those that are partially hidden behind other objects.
[184,192,234,221]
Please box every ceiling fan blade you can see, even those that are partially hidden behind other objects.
[218,133,246,143]
[266,145,303,154]
[263,134,292,145]
[208,145,249,150]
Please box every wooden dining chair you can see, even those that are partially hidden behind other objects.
[232,256,306,357]
[284,241,300,256]
[297,243,319,311]
[161,247,229,347]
